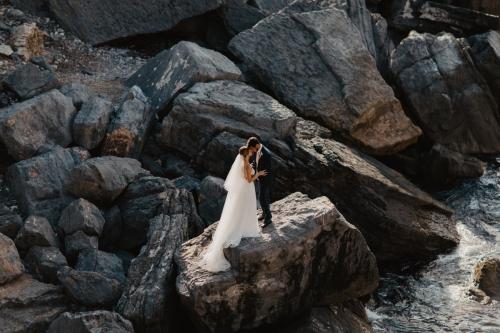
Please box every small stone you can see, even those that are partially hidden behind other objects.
[0,44,14,57]
[15,215,60,250]
[58,198,105,237]
[25,246,67,284]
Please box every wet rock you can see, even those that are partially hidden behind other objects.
[57,266,122,307]
[6,146,90,225]
[47,310,134,333]
[0,90,77,161]
[64,231,98,260]
[470,257,500,303]
[0,232,24,285]
[158,80,297,157]
[14,215,60,251]
[0,204,22,239]
[101,86,154,158]
[24,246,67,284]
[58,199,105,237]
[117,214,189,333]
[2,63,59,100]
[391,31,500,155]
[198,176,226,224]
[220,3,266,35]
[75,249,125,283]
[64,156,150,205]
[176,193,379,332]
[73,96,113,150]
[59,83,97,109]
[127,41,242,112]
[229,8,421,155]
[9,23,45,61]
[0,274,67,333]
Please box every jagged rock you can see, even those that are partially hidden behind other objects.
[48,0,227,44]
[469,257,500,303]
[2,63,59,100]
[117,214,189,333]
[0,44,14,57]
[0,233,24,285]
[127,41,242,112]
[73,96,114,150]
[6,146,90,225]
[64,231,98,260]
[117,176,203,250]
[229,8,421,155]
[391,31,500,155]
[9,23,45,61]
[75,249,125,283]
[371,13,395,77]
[0,204,22,239]
[64,156,150,205]
[59,83,97,109]
[467,30,500,107]
[173,175,201,199]
[101,86,153,158]
[158,80,297,156]
[220,3,266,35]
[100,206,123,250]
[47,311,134,333]
[0,90,77,161]
[24,246,67,284]
[176,193,379,332]
[198,176,226,224]
[0,274,67,333]
[58,199,105,237]
[14,215,60,251]
[57,266,122,307]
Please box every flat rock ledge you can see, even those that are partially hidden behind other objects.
[175,192,379,332]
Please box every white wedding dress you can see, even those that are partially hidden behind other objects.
[200,154,261,272]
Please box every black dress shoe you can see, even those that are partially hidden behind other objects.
[260,220,272,228]
[258,214,265,221]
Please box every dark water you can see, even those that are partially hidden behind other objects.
[368,165,500,332]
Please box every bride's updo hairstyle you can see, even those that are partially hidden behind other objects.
[239,146,249,157]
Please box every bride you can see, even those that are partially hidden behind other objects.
[200,145,267,272]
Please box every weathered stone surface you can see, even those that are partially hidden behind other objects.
[9,23,45,61]
[0,90,77,161]
[15,215,60,250]
[251,0,294,13]
[47,311,134,333]
[64,156,150,205]
[58,199,105,237]
[0,233,24,285]
[0,204,22,239]
[0,274,67,333]
[229,8,421,155]
[467,30,500,107]
[117,176,203,250]
[2,63,59,100]
[48,0,227,44]
[10,0,49,15]
[221,3,266,35]
[0,44,14,57]
[101,86,153,158]
[452,0,500,15]
[158,80,297,157]
[6,146,89,225]
[57,266,122,307]
[391,31,500,155]
[75,249,125,283]
[73,96,113,150]
[117,214,189,333]
[176,193,378,332]
[64,231,98,260]
[59,83,97,109]
[24,246,67,284]
[127,41,242,112]
[100,206,122,250]
[469,257,500,303]
[198,176,226,224]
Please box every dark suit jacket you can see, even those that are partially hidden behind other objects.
[253,146,273,187]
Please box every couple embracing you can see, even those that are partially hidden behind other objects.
[200,137,273,273]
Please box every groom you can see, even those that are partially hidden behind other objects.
[247,137,273,227]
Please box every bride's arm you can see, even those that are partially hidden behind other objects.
[244,161,254,183]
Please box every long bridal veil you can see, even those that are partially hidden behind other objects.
[200,154,260,272]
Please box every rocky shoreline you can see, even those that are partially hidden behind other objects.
[1,0,499,332]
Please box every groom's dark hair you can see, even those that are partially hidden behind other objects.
[247,137,260,148]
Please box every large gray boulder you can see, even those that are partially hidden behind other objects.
[127,41,242,112]
[25,246,68,284]
[59,83,97,109]
[0,233,24,285]
[0,274,67,333]
[101,86,153,158]
[14,215,60,251]
[47,311,134,333]
[75,249,126,283]
[58,198,105,237]
[229,8,421,155]
[117,214,190,333]
[48,0,227,44]
[72,96,113,150]
[6,146,90,225]
[175,193,379,332]
[390,31,500,155]
[0,204,23,239]
[64,156,150,205]
[2,63,59,100]
[0,90,77,161]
